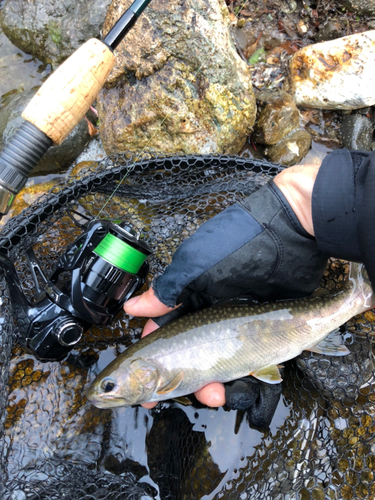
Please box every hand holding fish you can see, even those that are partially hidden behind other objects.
[124,287,227,408]
[89,149,375,410]
[123,163,324,409]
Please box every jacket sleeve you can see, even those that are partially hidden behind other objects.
[312,148,375,290]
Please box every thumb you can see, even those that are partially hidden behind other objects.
[123,286,178,317]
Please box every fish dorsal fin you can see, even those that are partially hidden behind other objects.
[305,328,350,356]
[251,365,283,384]
[156,371,185,395]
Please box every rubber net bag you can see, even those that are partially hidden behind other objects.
[0,153,374,500]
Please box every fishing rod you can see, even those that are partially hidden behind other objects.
[0,0,154,361]
[0,0,152,218]
[0,0,221,362]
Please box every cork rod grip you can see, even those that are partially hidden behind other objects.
[21,39,115,145]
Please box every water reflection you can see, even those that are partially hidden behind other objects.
[0,29,51,99]
[3,312,375,500]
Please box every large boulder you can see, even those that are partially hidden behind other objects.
[97,0,256,155]
[290,31,375,110]
[0,0,112,67]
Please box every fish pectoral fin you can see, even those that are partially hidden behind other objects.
[310,287,330,298]
[305,329,350,356]
[172,396,192,406]
[251,365,283,384]
[156,371,185,395]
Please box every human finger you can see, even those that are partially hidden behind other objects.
[141,318,160,337]
[195,382,226,407]
[124,286,178,318]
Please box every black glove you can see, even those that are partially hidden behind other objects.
[153,179,328,324]
[225,375,283,429]
[152,179,329,411]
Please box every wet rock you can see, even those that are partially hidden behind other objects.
[340,113,375,151]
[263,129,312,166]
[0,178,62,229]
[315,20,343,43]
[0,0,112,67]
[234,20,287,56]
[290,31,375,110]
[300,108,342,148]
[4,349,113,483]
[343,0,375,17]
[97,0,256,156]
[253,91,300,145]
[0,89,94,175]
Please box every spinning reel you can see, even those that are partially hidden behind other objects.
[1,219,151,361]
[0,0,157,361]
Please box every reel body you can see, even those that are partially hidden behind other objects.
[1,220,151,361]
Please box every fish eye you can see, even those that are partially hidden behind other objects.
[100,378,116,393]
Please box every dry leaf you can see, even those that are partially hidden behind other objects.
[85,116,99,137]
[244,32,262,59]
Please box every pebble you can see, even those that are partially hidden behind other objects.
[263,129,312,166]
[253,91,300,145]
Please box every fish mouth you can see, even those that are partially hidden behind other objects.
[88,395,128,409]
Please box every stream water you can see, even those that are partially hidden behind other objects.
[0,28,51,104]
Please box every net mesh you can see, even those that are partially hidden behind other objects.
[0,152,374,500]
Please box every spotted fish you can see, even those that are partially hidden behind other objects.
[88,263,374,408]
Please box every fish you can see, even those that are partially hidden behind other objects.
[87,263,375,409]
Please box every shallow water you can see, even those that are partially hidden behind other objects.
[0,29,51,100]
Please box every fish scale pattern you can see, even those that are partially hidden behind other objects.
[0,152,374,500]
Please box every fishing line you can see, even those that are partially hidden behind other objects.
[93,232,148,273]
[94,46,215,219]
[94,0,246,219]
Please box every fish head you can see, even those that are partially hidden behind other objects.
[87,357,160,408]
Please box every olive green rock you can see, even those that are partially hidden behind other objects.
[253,92,300,145]
[97,0,256,156]
[263,129,312,166]
[0,0,112,67]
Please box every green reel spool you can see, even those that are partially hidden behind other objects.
[93,231,148,274]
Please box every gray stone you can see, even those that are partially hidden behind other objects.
[343,0,375,16]
[263,129,312,166]
[97,0,256,156]
[0,0,112,67]
[315,20,343,43]
[340,113,374,151]
[0,89,93,175]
